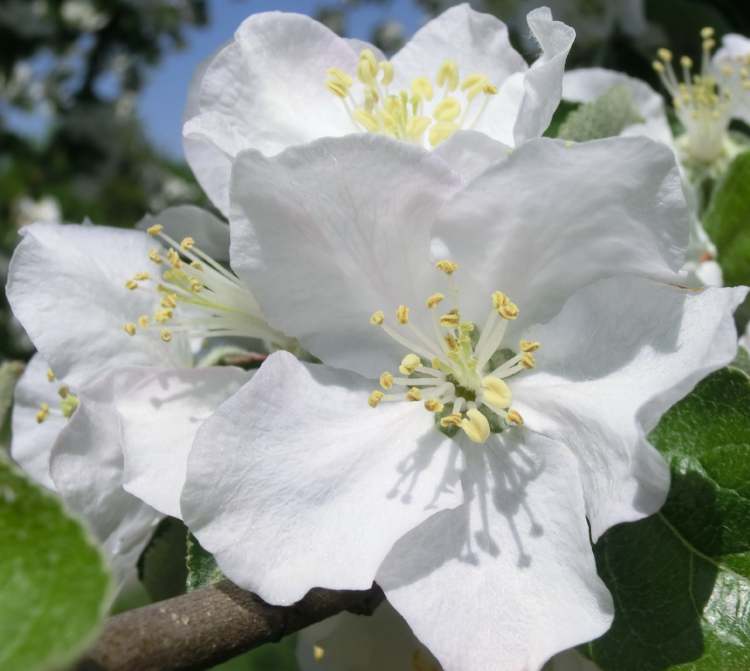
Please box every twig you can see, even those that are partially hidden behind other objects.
[75,579,384,671]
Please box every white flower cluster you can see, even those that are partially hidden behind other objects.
[6,5,749,671]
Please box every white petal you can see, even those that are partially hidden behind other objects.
[183,12,358,213]
[563,68,674,146]
[435,136,689,331]
[137,205,230,263]
[548,650,603,671]
[434,130,511,182]
[378,432,613,671]
[514,276,747,540]
[390,5,526,92]
[10,353,62,489]
[50,382,162,588]
[229,135,461,378]
[6,222,191,387]
[713,34,750,125]
[181,351,462,605]
[110,366,250,518]
[297,600,438,671]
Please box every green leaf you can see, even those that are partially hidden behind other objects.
[0,457,112,671]
[186,532,224,592]
[138,516,188,602]
[704,151,750,292]
[0,361,24,453]
[557,85,644,142]
[587,369,750,670]
[730,347,750,378]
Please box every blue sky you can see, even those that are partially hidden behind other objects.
[140,0,426,158]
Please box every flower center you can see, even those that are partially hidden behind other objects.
[325,49,498,147]
[121,225,288,347]
[367,260,538,444]
[652,27,749,163]
[36,368,79,424]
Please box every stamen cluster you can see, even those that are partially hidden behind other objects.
[325,49,498,147]
[35,367,79,424]
[368,260,539,444]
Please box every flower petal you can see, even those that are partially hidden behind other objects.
[378,432,613,671]
[10,353,63,489]
[514,276,747,539]
[50,380,162,588]
[563,68,674,146]
[390,4,526,93]
[714,34,750,126]
[434,130,511,182]
[183,12,358,212]
[181,351,463,605]
[296,600,439,671]
[229,135,462,378]
[137,206,230,263]
[110,366,249,518]
[435,136,689,331]
[6,222,192,387]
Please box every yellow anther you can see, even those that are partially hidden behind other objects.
[57,384,69,399]
[439,413,462,428]
[160,329,173,343]
[507,409,524,426]
[491,291,509,309]
[326,80,349,98]
[190,278,203,293]
[148,248,163,264]
[123,322,136,336]
[703,39,716,52]
[134,272,150,281]
[379,61,394,86]
[439,310,460,327]
[520,339,540,352]
[313,644,326,662]
[146,224,163,236]
[190,260,204,270]
[161,294,177,308]
[357,49,378,83]
[657,48,673,62]
[399,353,421,375]
[444,334,458,351]
[167,248,182,268]
[36,403,49,424]
[326,67,352,88]
[461,73,491,100]
[138,315,150,328]
[411,76,434,102]
[406,387,422,402]
[700,26,715,40]
[379,372,394,390]
[521,352,536,369]
[498,301,519,320]
[436,59,459,91]
[61,394,79,419]
[368,390,385,407]
[680,55,693,69]
[426,293,445,309]
[460,408,490,443]
[46,368,56,382]
[481,376,512,412]
[482,83,498,95]
[432,97,461,122]
[406,116,431,139]
[125,279,139,290]
[155,309,173,323]
[652,61,665,74]
[435,259,458,275]
[396,305,410,324]
[370,310,385,326]
[428,121,458,147]
[424,398,444,413]
[353,108,380,132]
[180,237,195,251]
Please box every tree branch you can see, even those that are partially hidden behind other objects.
[75,579,384,671]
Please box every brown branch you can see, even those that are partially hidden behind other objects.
[75,580,384,671]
